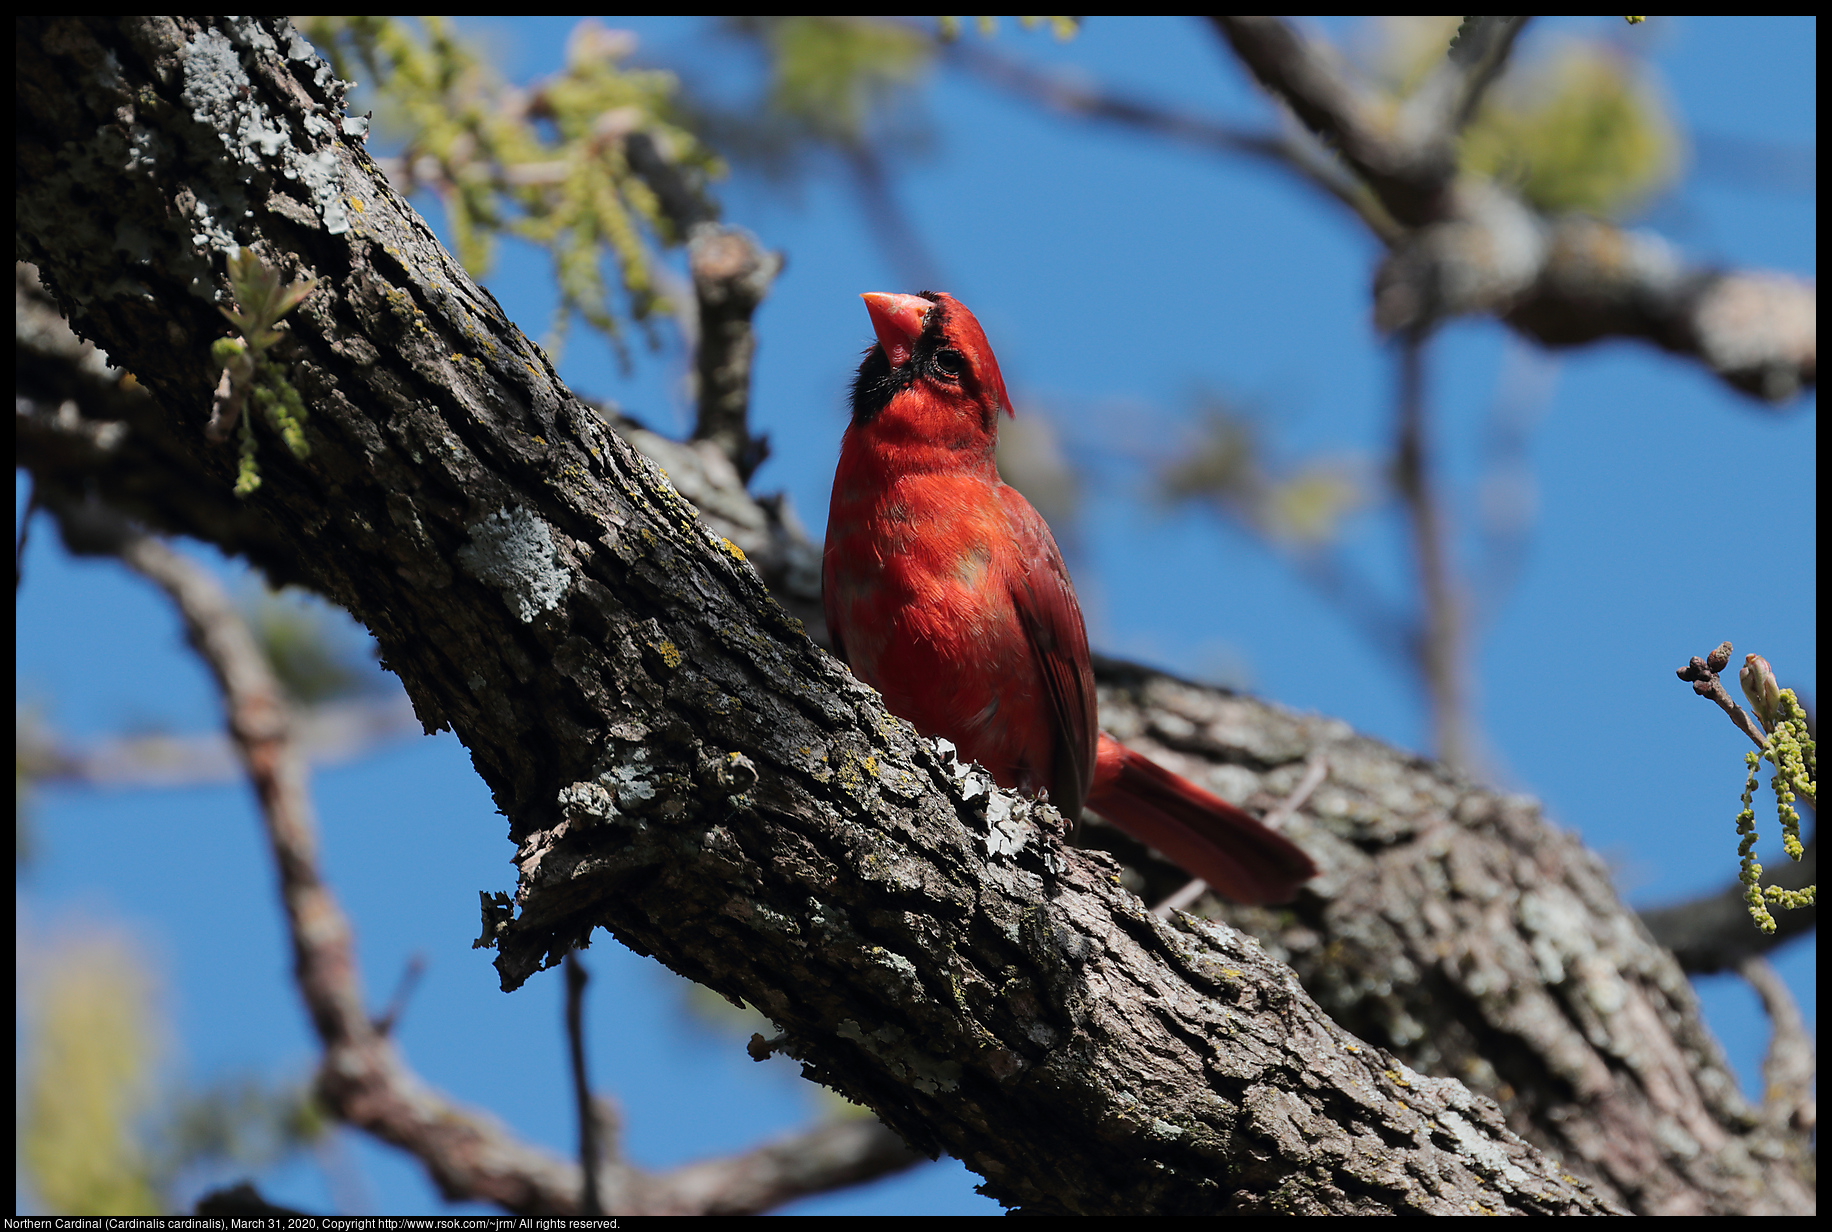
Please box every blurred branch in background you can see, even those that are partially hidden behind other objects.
[21,580,415,796]
[944,35,1403,242]
[1391,329,1468,771]
[1156,16,1810,770]
[1153,397,1407,663]
[1215,16,1814,402]
[688,226,782,481]
[1643,830,1817,972]
[1735,956,1817,1137]
[690,17,948,290]
[17,695,419,791]
[1468,339,1559,634]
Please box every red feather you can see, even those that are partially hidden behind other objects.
[824,292,1316,905]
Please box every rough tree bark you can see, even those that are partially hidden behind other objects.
[16,17,1813,1215]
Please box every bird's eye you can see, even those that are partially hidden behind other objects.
[933,349,963,378]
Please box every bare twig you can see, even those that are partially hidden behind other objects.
[565,952,603,1217]
[1394,330,1468,771]
[1211,14,1525,224]
[1150,877,1207,920]
[23,695,423,789]
[1677,642,1771,751]
[1470,340,1560,633]
[17,475,37,591]
[1734,955,1816,1135]
[644,1117,918,1215]
[1438,16,1533,133]
[372,953,428,1037]
[1259,753,1330,833]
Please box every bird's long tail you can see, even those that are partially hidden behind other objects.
[1087,733,1317,905]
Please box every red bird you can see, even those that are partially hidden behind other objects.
[823,291,1317,905]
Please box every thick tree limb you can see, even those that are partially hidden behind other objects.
[15,18,1810,1214]
[1090,662,1812,1215]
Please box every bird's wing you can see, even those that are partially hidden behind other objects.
[1001,486,1098,821]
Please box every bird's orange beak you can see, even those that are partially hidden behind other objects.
[861,292,932,369]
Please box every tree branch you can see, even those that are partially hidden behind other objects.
[1379,205,1817,403]
[688,225,781,481]
[1090,661,1813,1214]
[944,39,1402,244]
[564,953,604,1216]
[1210,16,1815,404]
[1638,828,1817,971]
[1393,329,1468,771]
[1677,643,1772,751]
[1735,956,1816,1136]
[19,695,422,789]
[15,18,1810,1214]
[1211,15,1457,228]
[1434,17,1534,137]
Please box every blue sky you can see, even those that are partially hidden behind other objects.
[16,16,1814,1215]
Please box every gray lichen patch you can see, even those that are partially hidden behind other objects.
[178,24,349,244]
[457,505,572,623]
[181,29,287,167]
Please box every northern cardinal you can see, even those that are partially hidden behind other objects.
[823,291,1317,905]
